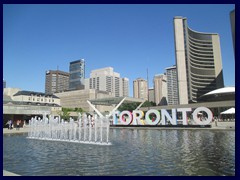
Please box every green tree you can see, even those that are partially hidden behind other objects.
[117,101,156,112]
[118,102,140,112]
[74,107,84,113]
[142,101,156,107]
[61,107,70,121]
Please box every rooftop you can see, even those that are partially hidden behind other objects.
[13,90,60,98]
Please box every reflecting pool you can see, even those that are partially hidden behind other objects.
[3,129,235,176]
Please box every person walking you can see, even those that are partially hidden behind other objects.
[16,120,21,130]
[214,118,218,127]
[6,120,11,129]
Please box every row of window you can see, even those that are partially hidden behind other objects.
[28,97,55,103]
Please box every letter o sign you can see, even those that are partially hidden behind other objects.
[192,107,212,125]
[119,111,133,125]
[145,109,160,125]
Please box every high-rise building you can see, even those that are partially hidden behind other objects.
[133,78,148,100]
[69,59,85,90]
[174,16,224,104]
[165,65,179,105]
[154,74,167,105]
[122,78,129,97]
[230,9,235,57]
[148,88,155,103]
[45,70,69,94]
[85,67,129,97]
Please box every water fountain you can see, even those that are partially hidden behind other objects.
[27,113,111,145]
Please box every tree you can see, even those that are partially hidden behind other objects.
[60,108,70,121]
[118,102,140,112]
[141,101,156,107]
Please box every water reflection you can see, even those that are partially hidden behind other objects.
[3,129,235,176]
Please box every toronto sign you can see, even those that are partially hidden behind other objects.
[113,107,212,125]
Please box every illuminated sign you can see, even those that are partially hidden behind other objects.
[113,107,212,125]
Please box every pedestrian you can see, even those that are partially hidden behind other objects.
[6,120,11,129]
[16,120,21,130]
[214,118,218,127]
[10,120,13,129]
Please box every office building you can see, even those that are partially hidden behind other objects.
[85,67,129,97]
[165,65,179,105]
[173,16,224,104]
[154,74,167,105]
[122,77,129,97]
[45,70,69,94]
[133,78,148,100]
[69,59,85,90]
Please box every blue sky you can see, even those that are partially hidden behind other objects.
[3,4,235,97]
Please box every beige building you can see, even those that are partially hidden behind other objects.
[148,88,154,103]
[3,88,61,117]
[154,74,167,105]
[85,67,129,97]
[54,89,113,113]
[122,77,129,97]
[174,16,224,104]
[4,88,61,106]
[133,78,148,101]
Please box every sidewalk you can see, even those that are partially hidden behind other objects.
[3,126,30,134]
[3,121,235,135]
[211,121,235,129]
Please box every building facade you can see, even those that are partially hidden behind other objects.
[54,89,113,113]
[85,67,129,97]
[133,78,148,100]
[148,88,155,103]
[153,74,167,106]
[3,88,62,126]
[122,77,129,97]
[45,70,69,94]
[165,65,179,105]
[174,16,224,104]
[69,59,85,90]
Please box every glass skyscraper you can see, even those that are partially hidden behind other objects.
[69,59,85,90]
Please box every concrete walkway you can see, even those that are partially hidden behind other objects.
[3,121,235,135]
[210,121,235,129]
[3,126,30,134]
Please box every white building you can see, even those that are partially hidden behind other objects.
[85,67,129,97]
[174,16,224,104]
